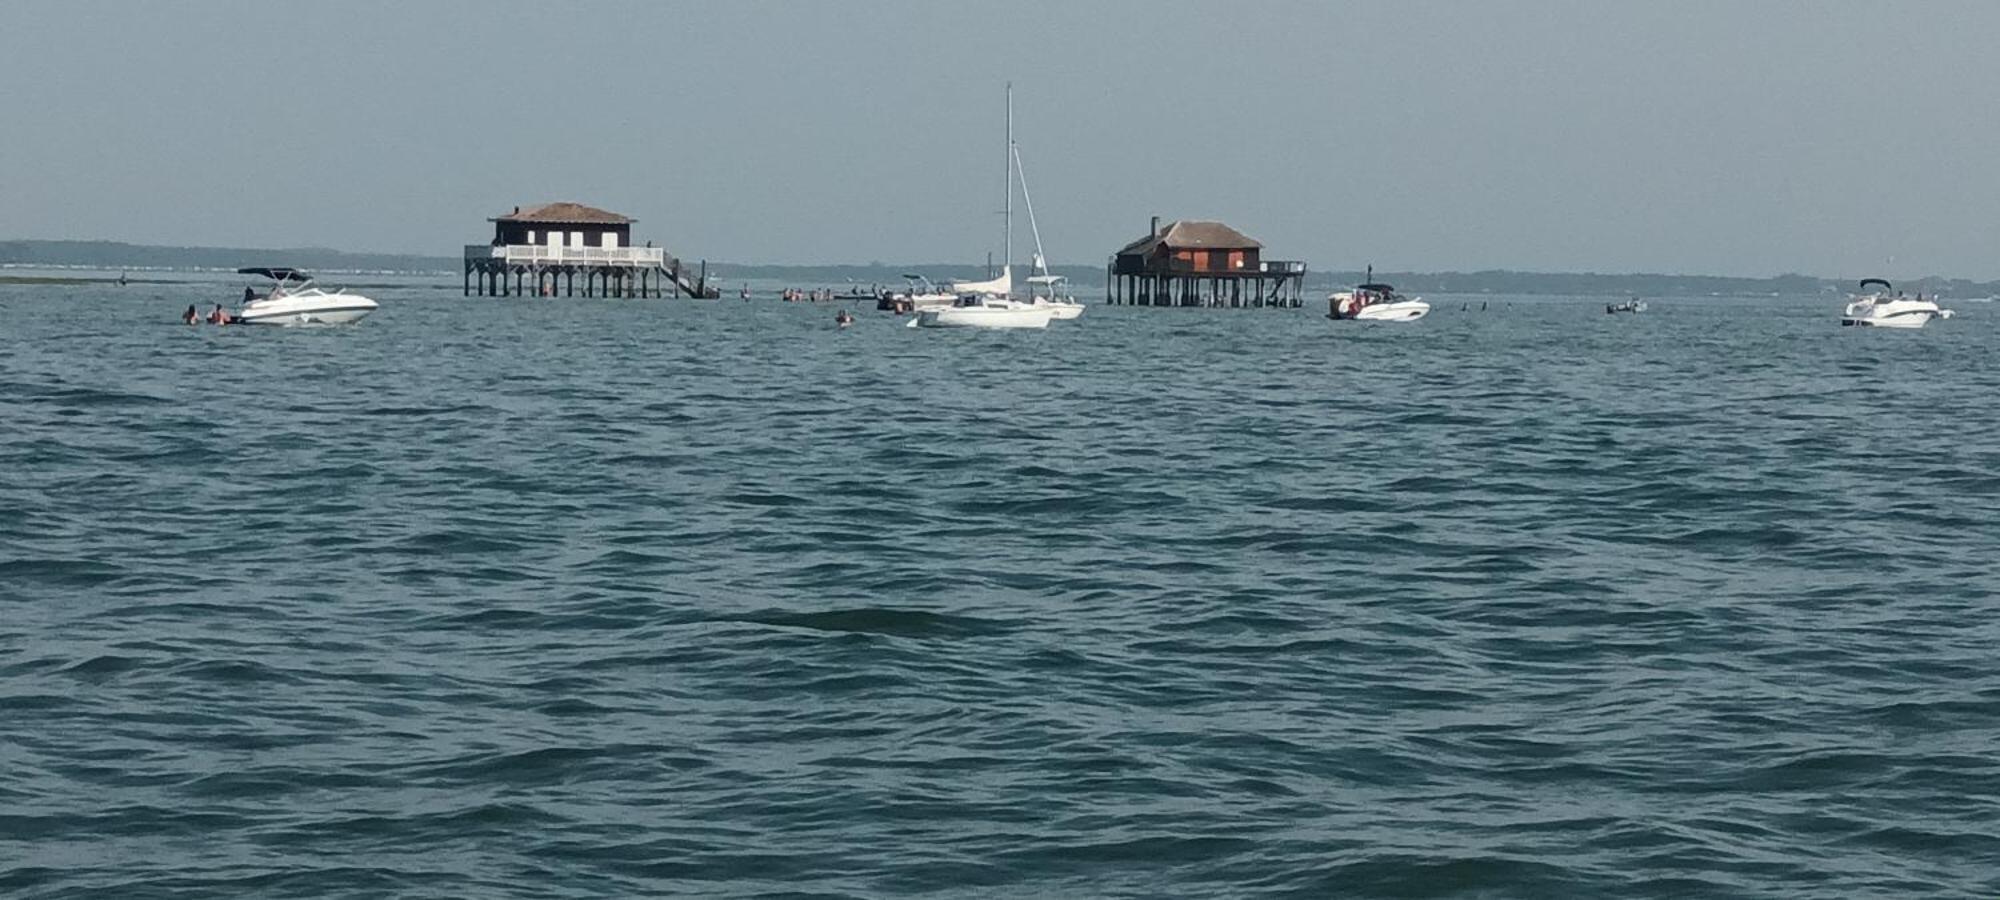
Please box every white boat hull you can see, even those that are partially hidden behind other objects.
[1329,292,1430,322]
[1842,314,1933,328]
[1841,296,1946,329]
[1037,301,1083,320]
[236,292,379,326]
[916,305,1054,329]
[1350,301,1429,321]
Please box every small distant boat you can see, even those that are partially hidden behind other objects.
[1329,268,1428,321]
[1607,298,1647,314]
[1841,278,1951,328]
[232,267,377,326]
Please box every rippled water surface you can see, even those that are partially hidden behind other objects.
[4,280,1998,898]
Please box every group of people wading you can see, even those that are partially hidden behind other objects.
[182,302,234,325]
[781,285,885,303]
[181,286,259,325]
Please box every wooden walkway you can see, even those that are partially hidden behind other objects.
[463,245,717,298]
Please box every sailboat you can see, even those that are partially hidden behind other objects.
[916,84,1055,330]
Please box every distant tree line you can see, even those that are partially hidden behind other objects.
[716,264,2000,298]
[6,240,1997,297]
[0,240,455,274]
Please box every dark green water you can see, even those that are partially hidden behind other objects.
[3,280,1997,897]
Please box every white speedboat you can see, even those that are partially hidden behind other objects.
[1607,299,1647,314]
[233,267,378,326]
[914,293,1054,329]
[1841,278,1951,328]
[1329,273,1429,322]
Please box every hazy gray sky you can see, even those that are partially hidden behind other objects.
[4,1,1997,278]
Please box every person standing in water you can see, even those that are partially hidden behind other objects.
[182,304,198,325]
[208,303,230,325]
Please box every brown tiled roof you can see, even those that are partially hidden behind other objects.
[1115,220,1263,256]
[490,202,634,224]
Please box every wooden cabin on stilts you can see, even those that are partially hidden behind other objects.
[1105,217,1306,308]
[463,202,719,299]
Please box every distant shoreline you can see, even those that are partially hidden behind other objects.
[6,239,1998,297]
[0,274,180,285]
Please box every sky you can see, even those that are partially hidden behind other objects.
[3,0,1997,279]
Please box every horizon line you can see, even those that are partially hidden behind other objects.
[0,238,1989,285]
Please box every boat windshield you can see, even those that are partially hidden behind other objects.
[240,266,317,298]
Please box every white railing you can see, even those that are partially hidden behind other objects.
[464,244,667,267]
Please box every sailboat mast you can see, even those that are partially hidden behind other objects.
[1014,145,1047,275]
[1003,82,1013,277]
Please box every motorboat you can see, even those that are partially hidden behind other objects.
[232,267,378,326]
[1607,299,1647,314]
[1027,274,1084,320]
[1841,278,1952,328]
[877,273,958,312]
[1328,269,1428,322]
[913,293,1054,329]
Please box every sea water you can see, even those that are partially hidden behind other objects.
[2,278,1997,897]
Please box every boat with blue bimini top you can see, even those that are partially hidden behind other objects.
[232,267,379,326]
[1841,278,1952,328]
